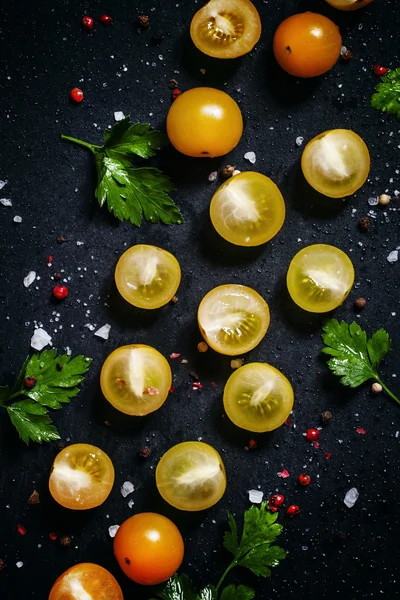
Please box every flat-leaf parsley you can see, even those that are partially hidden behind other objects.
[62,117,183,226]
[371,67,400,120]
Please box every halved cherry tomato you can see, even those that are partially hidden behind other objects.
[114,513,184,585]
[190,0,261,59]
[325,0,373,10]
[49,563,123,600]
[273,12,342,77]
[100,344,172,416]
[49,444,114,510]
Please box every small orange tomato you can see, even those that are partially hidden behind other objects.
[273,12,342,78]
[166,87,243,157]
[325,0,373,10]
[114,513,184,585]
[49,563,123,600]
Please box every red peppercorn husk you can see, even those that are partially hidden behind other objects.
[82,15,94,30]
[99,14,113,25]
[53,285,69,300]
[70,88,84,103]
[17,524,27,536]
[298,474,311,486]
[373,65,387,76]
[305,428,320,442]
[24,376,37,389]
[49,532,57,541]
[269,494,285,512]
[172,89,181,101]
[286,505,300,517]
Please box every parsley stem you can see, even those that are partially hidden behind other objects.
[61,135,100,154]
[215,560,237,592]
[376,378,400,406]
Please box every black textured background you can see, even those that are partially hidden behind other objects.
[1,0,399,598]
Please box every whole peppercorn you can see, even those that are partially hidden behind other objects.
[99,14,113,25]
[321,410,333,425]
[70,88,84,103]
[167,78,178,90]
[57,236,67,244]
[82,15,94,30]
[358,216,371,231]
[379,193,391,206]
[354,297,367,310]
[197,341,208,353]
[137,15,150,29]
[53,285,69,300]
[342,49,352,62]
[298,474,311,486]
[53,272,62,281]
[24,375,37,389]
[371,382,383,394]
[305,428,320,442]
[221,165,235,179]
[60,535,72,547]
[373,65,388,76]
[139,446,151,458]
[286,504,300,517]
[56,363,64,371]
[269,494,285,510]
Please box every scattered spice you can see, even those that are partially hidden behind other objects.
[244,439,258,451]
[284,418,292,427]
[169,385,175,392]
[171,295,179,304]
[358,216,371,231]
[60,535,72,547]
[53,285,69,300]
[137,15,150,29]
[278,469,290,479]
[324,452,332,459]
[379,193,391,206]
[313,441,320,449]
[99,14,113,25]
[197,341,208,353]
[57,236,67,243]
[172,89,182,100]
[70,88,84,103]
[286,505,300,517]
[321,410,333,425]
[356,427,366,435]
[53,272,62,281]
[139,446,151,458]
[189,371,199,380]
[24,375,37,389]
[170,353,181,359]
[354,297,367,310]
[49,532,57,541]
[298,474,311,486]
[167,78,178,89]
[181,359,188,364]
[221,164,235,179]
[342,49,352,61]
[82,15,94,30]
[28,490,40,504]
[230,358,244,369]
[269,494,285,510]
[373,64,388,76]
[192,381,203,391]
[17,524,27,536]
[371,382,383,394]
[305,428,320,442]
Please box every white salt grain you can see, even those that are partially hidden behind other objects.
[248,489,264,504]
[128,498,135,508]
[0,198,12,206]
[108,525,120,538]
[114,111,125,121]
[208,171,218,182]
[368,197,379,206]
[16,561,24,569]
[244,151,256,164]
[0,180,7,190]
[232,169,241,176]
[296,136,304,147]
[387,250,398,263]
[121,481,134,497]
[23,271,36,288]
[85,324,95,331]
[13,215,22,223]
[344,487,359,508]
[31,328,52,351]
[94,324,111,340]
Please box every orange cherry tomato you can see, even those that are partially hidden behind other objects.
[49,563,123,600]
[166,87,243,157]
[114,513,184,585]
[273,12,342,78]
[325,0,373,10]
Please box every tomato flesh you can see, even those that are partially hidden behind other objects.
[114,513,184,585]
[210,171,286,246]
[190,0,261,59]
[273,12,342,77]
[49,444,115,510]
[49,563,123,600]
[156,441,226,511]
[166,87,243,157]
[325,0,373,10]
[301,129,370,198]
[287,244,354,313]
[224,363,294,432]
[115,245,181,310]
[100,344,172,416]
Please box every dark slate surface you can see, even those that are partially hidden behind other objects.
[0,0,399,598]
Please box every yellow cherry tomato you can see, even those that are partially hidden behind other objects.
[49,563,123,600]
[210,172,286,246]
[190,0,261,59]
[100,344,172,416]
[287,244,355,313]
[166,87,243,158]
[325,0,373,10]
[115,245,181,310]
[49,444,115,510]
[223,363,294,432]
[156,441,226,511]
[301,129,370,198]
[198,284,270,356]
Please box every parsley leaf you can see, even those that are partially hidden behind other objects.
[197,586,217,600]
[220,585,255,600]
[322,319,399,406]
[62,117,183,226]
[371,67,400,120]
[0,349,92,444]
[151,574,198,600]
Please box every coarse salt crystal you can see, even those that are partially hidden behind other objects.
[128,498,135,508]
[114,111,125,121]
[344,487,359,508]
[16,561,24,568]
[85,324,95,331]
[368,197,379,206]
[208,171,218,182]
[108,525,120,538]
[24,271,36,288]
[295,136,304,147]
[121,481,135,497]
[31,328,52,351]
[248,489,264,504]
[232,169,241,176]
[94,324,111,340]
[244,151,256,164]
[387,250,398,263]
[0,180,7,190]
[0,198,12,206]
[13,215,22,223]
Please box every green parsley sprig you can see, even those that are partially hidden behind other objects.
[151,503,286,600]
[0,349,92,444]
[321,319,399,406]
[62,117,183,226]
[371,67,400,120]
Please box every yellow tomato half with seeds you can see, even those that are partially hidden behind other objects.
[325,0,374,10]
[100,344,172,416]
[49,444,115,510]
[49,563,123,600]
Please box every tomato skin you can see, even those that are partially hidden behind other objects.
[325,0,373,10]
[49,563,123,600]
[166,87,243,157]
[273,12,342,78]
[114,513,184,585]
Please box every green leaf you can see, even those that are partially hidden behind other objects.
[237,544,287,578]
[220,585,255,600]
[11,355,30,394]
[104,117,169,159]
[197,585,216,600]
[152,575,197,600]
[223,511,239,556]
[7,401,60,444]
[95,154,183,226]
[321,319,391,387]
[371,67,400,120]
[0,385,10,407]
[22,350,92,409]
